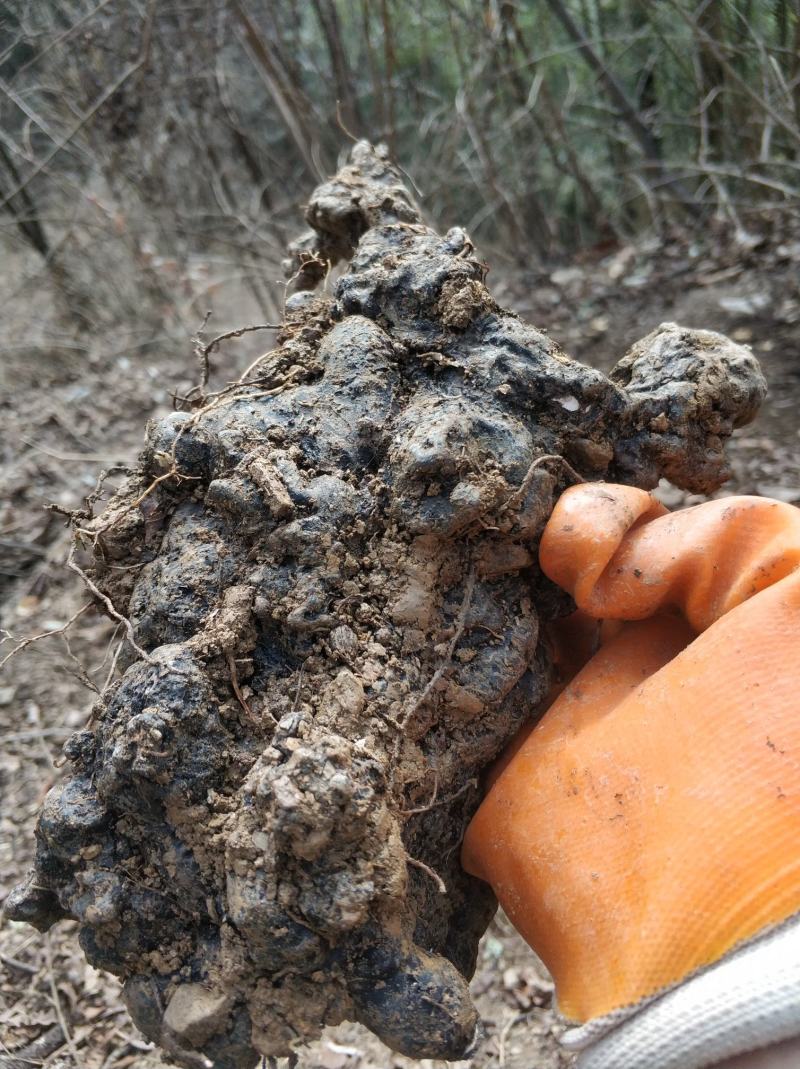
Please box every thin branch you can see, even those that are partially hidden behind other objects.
[43,933,81,1068]
[402,776,478,817]
[230,0,324,179]
[669,0,800,149]
[542,0,662,161]
[389,565,477,790]
[0,604,92,672]
[19,437,126,463]
[405,854,447,894]
[101,633,126,693]
[9,0,116,81]
[0,4,155,213]
[404,565,476,725]
[0,728,72,743]
[66,544,153,664]
[195,319,281,389]
[227,652,254,720]
[503,453,582,515]
[192,308,213,386]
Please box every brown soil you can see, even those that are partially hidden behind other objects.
[1,145,798,1069]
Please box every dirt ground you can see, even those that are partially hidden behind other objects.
[2,227,799,1069]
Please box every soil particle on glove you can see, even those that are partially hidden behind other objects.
[8,142,766,1068]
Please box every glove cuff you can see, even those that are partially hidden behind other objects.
[563,912,800,1069]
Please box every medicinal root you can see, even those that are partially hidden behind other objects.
[9,143,766,1067]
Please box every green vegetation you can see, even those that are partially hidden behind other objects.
[1,0,798,332]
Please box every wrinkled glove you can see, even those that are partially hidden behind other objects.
[462,484,800,1069]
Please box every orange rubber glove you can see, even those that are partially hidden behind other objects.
[462,484,800,1068]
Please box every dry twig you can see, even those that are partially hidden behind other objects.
[43,932,81,1068]
[405,854,448,895]
[227,652,254,720]
[0,603,91,672]
[66,544,153,664]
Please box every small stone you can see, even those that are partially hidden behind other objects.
[162,983,230,1046]
[248,455,294,518]
[322,669,365,722]
[443,681,484,718]
[550,266,584,287]
[329,624,358,658]
[252,831,270,851]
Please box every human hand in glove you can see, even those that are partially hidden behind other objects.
[462,484,800,1069]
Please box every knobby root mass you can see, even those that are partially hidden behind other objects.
[8,143,766,1067]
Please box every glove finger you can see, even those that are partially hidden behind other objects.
[540,485,800,632]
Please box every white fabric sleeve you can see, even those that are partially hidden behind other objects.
[560,913,800,1069]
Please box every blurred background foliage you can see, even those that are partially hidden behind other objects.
[1,0,799,331]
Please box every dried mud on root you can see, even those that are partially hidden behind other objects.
[8,142,766,1069]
